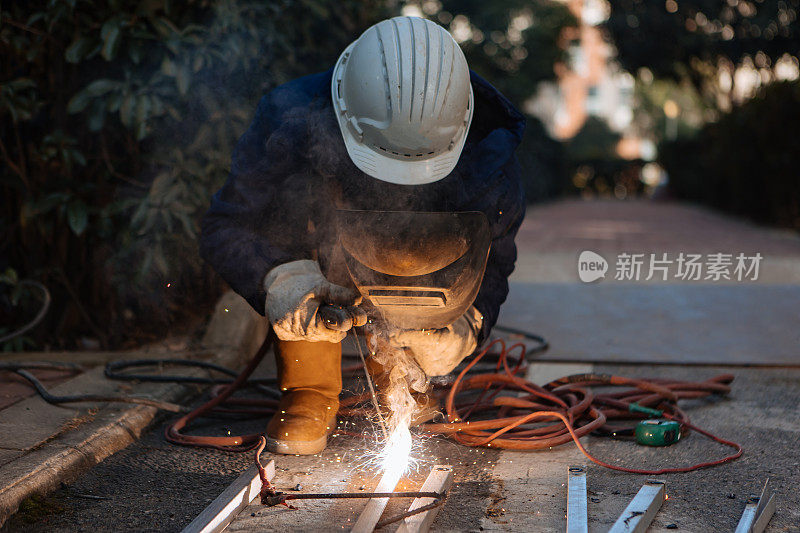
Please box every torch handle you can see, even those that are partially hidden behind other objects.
[318,304,354,332]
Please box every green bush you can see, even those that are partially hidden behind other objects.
[661,80,800,231]
[1,0,394,348]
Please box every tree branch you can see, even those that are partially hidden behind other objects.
[1,17,61,47]
[100,134,147,187]
[12,122,27,181]
[0,136,27,187]
[2,17,46,36]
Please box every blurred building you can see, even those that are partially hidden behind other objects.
[526,0,655,161]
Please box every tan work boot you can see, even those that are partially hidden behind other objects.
[266,338,341,455]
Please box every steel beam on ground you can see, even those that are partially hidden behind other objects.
[566,465,588,533]
[608,480,665,533]
[735,478,776,533]
[396,465,453,533]
[182,460,275,533]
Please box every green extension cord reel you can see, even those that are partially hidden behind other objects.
[626,403,682,446]
[635,419,681,446]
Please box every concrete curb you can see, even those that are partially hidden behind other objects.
[0,291,264,527]
[0,405,157,525]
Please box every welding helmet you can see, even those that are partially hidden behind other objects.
[335,210,491,330]
[331,16,473,185]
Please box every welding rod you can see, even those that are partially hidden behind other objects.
[375,499,445,529]
[263,491,443,507]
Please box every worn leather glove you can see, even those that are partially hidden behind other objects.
[386,306,483,376]
[263,260,364,343]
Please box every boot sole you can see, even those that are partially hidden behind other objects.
[265,417,337,455]
[265,433,328,455]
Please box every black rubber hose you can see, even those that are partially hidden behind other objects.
[9,367,187,412]
[492,324,549,356]
[0,280,51,343]
[105,358,281,399]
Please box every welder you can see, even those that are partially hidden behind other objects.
[200,16,526,455]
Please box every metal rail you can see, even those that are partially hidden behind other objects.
[182,460,275,533]
[566,465,588,533]
[608,480,666,533]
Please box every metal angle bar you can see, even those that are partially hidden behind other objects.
[351,465,405,533]
[735,478,776,533]
[735,500,758,533]
[608,480,666,533]
[396,465,454,533]
[753,478,773,520]
[182,460,275,533]
[751,494,776,533]
[566,465,588,533]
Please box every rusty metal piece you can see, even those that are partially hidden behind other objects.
[262,491,441,507]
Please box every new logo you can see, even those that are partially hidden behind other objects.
[578,251,608,283]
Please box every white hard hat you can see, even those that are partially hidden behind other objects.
[331,16,473,185]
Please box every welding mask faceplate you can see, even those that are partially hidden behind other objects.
[336,210,491,330]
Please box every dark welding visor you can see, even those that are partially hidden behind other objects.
[335,210,491,330]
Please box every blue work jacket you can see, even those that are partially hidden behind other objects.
[200,69,526,342]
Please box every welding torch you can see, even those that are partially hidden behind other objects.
[319,302,388,438]
[319,303,367,331]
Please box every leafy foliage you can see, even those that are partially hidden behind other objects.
[565,116,621,162]
[433,0,577,105]
[661,80,800,230]
[605,1,800,213]
[562,116,644,198]
[629,77,711,145]
[1,0,394,348]
[605,0,800,107]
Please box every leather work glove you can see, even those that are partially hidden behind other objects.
[263,260,366,343]
[387,306,483,376]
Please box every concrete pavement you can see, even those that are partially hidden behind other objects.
[512,199,800,284]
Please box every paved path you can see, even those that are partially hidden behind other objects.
[513,199,800,284]
[0,293,267,528]
[500,199,800,365]
[498,283,800,365]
